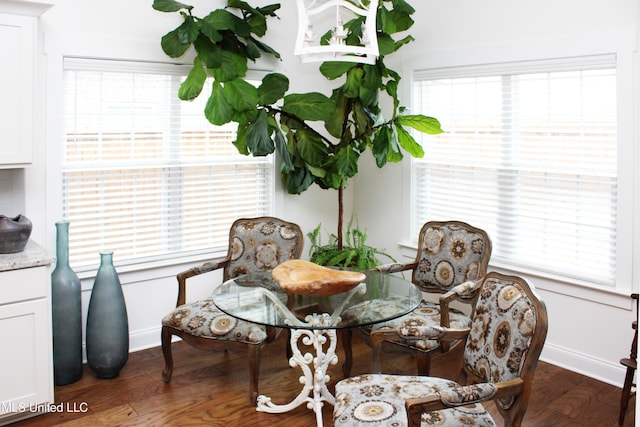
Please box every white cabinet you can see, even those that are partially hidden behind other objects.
[0,242,53,425]
[0,1,52,168]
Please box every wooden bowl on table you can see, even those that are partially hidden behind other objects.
[272,260,366,297]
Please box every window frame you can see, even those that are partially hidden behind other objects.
[44,36,284,278]
[399,30,637,299]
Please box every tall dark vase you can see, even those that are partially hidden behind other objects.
[51,221,83,386]
[86,251,129,379]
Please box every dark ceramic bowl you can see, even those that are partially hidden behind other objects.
[0,214,33,254]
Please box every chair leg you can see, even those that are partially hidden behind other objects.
[371,335,383,374]
[341,329,353,378]
[161,326,174,383]
[248,344,260,406]
[416,353,432,376]
[618,365,636,425]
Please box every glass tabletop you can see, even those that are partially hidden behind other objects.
[211,270,422,330]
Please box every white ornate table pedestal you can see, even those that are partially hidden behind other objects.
[257,313,338,427]
[254,285,364,427]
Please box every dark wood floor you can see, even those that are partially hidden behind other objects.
[11,332,635,426]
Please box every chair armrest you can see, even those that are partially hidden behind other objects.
[405,378,524,427]
[448,279,483,300]
[175,256,229,306]
[375,261,418,274]
[398,324,470,343]
[439,279,483,329]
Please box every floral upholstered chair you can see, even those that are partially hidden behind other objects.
[161,217,303,405]
[333,272,548,427]
[342,221,491,377]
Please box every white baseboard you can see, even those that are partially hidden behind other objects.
[540,342,626,388]
[129,326,165,353]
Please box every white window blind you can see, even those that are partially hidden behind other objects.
[63,59,274,270]
[412,55,617,286]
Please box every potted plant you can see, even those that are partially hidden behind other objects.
[308,216,394,269]
[153,0,442,253]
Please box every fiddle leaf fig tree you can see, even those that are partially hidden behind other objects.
[153,0,443,248]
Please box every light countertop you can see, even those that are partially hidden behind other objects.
[0,240,52,272]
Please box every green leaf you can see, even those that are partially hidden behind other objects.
[244,38,262,60]
[320,62,357,80]
[152,0,192,13]
[205,81,233,125]
[203,9,251,37]
[245,110,275,156]
[344,67,364,99]
[227,0,280,19]
[358,86,378,110]
[194,34,223,68]
[387,126,404,163]
[230,106,258,124]
[386,78,398,99]
[308,164,327,179]
[394,35,415,52]
[178,57,206,100]
[281,166,314,195]
[233,122,249,155]
[256,4,280,16]
[397,115,443,134]
[334,146,360,179]
[390,0,416,15]
[223,78,259,111]
[160,21,196,58]
[362,65,382,91]
[249,37,281,59]
[395,124,424,158]
[353,101,373,135]
[319,170,344,190]
[177,17,199,44]
[380,7,414,34]
[296,128,329,166]
[198,20,223,44]
[325,91,348,138]
[247,13,268,37]
[283,93,336,122]
[212,50,248,82]
[376,33,396,56]
[258,73,289,105]
[273,126,294,173]
[372,127,390,168]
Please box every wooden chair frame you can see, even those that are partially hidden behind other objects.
[161,216,303,405]
[342,220,491,377]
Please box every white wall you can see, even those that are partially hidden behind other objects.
[354,0,640,389]
[6,0,636,391]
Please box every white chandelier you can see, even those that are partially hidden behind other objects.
[294,0,379,64]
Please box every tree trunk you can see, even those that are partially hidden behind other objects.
[338,186,344,250]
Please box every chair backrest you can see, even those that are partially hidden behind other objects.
[223,216,304,281]
[412,220,491,296]
[463,272,548,426]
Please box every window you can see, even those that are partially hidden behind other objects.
[411,55,618,286]
[63,59,274,270]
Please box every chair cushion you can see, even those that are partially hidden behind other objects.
[162,298,268,344]
[369,300,471,351]
[334,374,496,427]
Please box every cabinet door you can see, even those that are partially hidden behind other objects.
[0,13,35,167]
[0,298,53,415]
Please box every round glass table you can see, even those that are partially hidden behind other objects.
[212,269,421,427]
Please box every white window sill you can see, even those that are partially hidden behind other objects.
[397,241,633,310]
